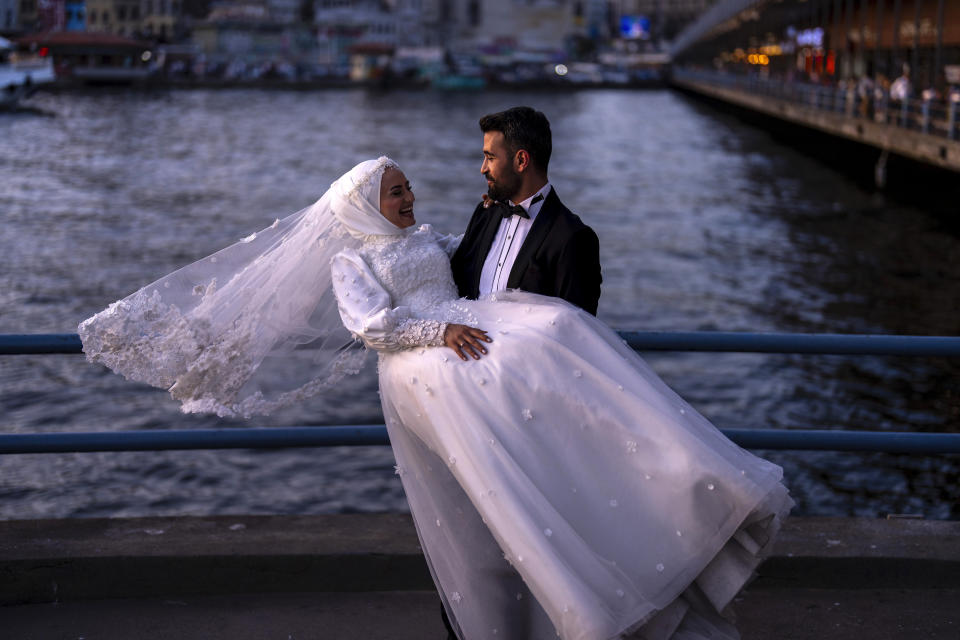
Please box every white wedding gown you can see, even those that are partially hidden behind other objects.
[331,225,793,640]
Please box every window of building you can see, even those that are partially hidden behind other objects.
[131,5,139,18]
[468,0,479,26]
[89,10,96,23]
[146,0,152,14]
[117,5,126,19]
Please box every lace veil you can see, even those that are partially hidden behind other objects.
[79,156,403,417]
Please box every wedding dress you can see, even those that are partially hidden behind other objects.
[80,157,792,640]
[332,224,791,640]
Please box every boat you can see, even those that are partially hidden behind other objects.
[0,36,55,110]
[14,32,155,86]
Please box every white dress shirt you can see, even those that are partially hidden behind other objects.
[478,183,552,296]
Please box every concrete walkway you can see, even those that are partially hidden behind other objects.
[2,515,959,639]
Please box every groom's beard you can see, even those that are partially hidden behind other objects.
[485,169,522,203]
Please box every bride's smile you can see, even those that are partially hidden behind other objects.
[379,167,417,229]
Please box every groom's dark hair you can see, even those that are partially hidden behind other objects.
[479,106,551,173]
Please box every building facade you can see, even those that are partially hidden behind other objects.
[1,0,19,32]
[84,0,181,38]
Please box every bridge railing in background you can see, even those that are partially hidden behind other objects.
[1,331,959,456]
[673,68,960,142]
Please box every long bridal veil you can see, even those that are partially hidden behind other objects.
[79,157,401,418]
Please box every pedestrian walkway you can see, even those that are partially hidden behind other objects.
[4,587,958,639]
[2,514,958,638]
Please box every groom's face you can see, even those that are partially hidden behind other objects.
[482,131,522,203]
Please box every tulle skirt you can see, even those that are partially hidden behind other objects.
[377,291,793,640]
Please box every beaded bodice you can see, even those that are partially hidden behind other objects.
[357,226,460,321]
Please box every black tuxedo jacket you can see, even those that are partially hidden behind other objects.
[450,188,602,315]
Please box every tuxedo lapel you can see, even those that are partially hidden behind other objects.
[506,188,558,289]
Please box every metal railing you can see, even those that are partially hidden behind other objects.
[2,331,959,456]
[673,68,960,142]
[4,331,960,357]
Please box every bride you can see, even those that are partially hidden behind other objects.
[80,157,792,640]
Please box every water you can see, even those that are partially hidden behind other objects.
[1,88,958,521]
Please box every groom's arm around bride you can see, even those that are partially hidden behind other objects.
[450,106,602,315]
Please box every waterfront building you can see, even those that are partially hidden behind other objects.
[86,0,141,36]
[17,0,36,31]
[312,0,432,71]
[139,0,180,39]
[443,0,592,55]
[65,0,85,29]
[192,0,315,74]
[37,0,67,30]
[84,0,182,40]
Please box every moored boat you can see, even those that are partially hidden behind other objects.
[0,36,55,110]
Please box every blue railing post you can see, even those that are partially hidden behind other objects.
[922,97,931,134]
[949,97,958,140]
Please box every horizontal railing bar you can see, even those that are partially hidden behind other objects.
[1,333,83,354]
[0,426,390,453]
[1,426,958,455]
[3,332,960,356]
[618,332,960,356]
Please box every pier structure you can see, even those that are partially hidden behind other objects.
[669,0,960,186]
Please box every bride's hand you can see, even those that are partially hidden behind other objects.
[444,324,492,361]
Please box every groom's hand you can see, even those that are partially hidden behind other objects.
[444,324,491,361]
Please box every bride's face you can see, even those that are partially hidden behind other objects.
[379,167,416,229]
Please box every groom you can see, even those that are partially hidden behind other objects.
[442,107,601,638]
[451,106,602,315]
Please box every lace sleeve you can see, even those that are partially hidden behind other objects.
[331,249,447,352]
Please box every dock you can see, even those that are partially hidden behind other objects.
[2,514,958,638]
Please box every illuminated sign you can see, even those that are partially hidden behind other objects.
[796,28,824,47]
[620,16,650,40]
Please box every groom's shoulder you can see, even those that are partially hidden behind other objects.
[546,190,595,237]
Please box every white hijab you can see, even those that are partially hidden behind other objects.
[79,157,404,418]
[330,156,407,238]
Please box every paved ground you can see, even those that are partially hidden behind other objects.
[2,515,958,639]
[3,587,959,639]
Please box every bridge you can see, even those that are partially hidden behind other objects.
[668,0,960,187]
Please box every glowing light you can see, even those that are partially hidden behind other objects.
[554,64,568,76]
[141,51,152,62]
[39,47,49,57]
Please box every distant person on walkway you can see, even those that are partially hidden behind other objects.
[891,64,912,103]
[79,154,792,640]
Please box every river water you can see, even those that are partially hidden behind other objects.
[1,88,957,521]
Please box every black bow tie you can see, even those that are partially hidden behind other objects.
[497,193,544,220]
